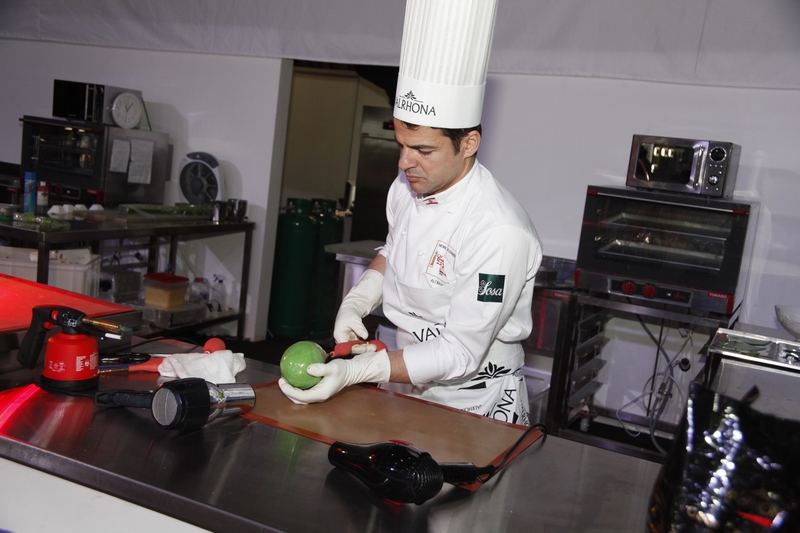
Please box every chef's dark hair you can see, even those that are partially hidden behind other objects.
[401,121,482,154]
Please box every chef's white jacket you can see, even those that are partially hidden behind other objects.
[379,161,542,421]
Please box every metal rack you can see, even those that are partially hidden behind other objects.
[546,291,734,462]
[0,217,254,339]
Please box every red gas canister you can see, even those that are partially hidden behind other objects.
[17,306,124,392]
[41,331,99,390]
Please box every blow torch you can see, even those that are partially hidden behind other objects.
[18,306,129,391]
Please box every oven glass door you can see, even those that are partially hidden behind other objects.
[21,117,106,190]
[576,187,752,294]
[632,139,698,185]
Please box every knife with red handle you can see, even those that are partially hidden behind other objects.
[326,339,389,362]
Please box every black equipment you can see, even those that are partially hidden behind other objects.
[328,424,547,505]
[95,377,255,430]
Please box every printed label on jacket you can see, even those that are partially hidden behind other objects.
[426,240,455,286]
[477,274,505,302]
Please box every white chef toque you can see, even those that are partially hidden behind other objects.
[393,0,498,129]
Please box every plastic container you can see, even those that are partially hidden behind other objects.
[539,256,577,284]
[522,366,552,425]
[23,172,36,214]
[188,277,211,305]
[0,203,18,221]
[210,275,227,312]
[143,272,189,309]
[140,301,207,328]
[0,246,100,297]
[524,288,572,353]
[99,270,142,303]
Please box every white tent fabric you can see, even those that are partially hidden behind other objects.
[1,0,799,90]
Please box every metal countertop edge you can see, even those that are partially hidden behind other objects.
[0,436,284,533]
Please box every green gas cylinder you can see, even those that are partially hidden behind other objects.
[308,198,344,339]
[268,198,317,338]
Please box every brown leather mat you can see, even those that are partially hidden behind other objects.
[244,382,543,490]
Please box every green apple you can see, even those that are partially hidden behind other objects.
[280,341,326,389]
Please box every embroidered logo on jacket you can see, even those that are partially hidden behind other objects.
[477,274,505,302]
[426,240,455,286]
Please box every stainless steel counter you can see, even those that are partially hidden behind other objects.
[325,240,385,317]
[0,359,661,533]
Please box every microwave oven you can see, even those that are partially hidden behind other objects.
[20,116,171,208]
[625,134,740,198]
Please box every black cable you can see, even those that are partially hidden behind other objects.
[627,308,675,454]
[106,336,202,354]
[633,314,685,455]
[476,423,548,484]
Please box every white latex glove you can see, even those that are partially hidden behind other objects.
[333,307,369,342]
[278,350,391,404]
[333,268,384,343]
[349,342,378,355]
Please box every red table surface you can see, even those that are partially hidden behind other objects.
[0,274,134,333]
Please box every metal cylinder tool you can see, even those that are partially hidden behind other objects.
[96,377,256,430]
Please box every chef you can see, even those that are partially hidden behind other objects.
[279,0,542,425]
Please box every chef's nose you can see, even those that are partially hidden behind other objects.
[398,147,416,171]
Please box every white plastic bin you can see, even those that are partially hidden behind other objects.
[522,365,552,425]
[0,246,101,297]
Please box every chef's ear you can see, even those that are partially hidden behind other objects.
[461,129,481,158]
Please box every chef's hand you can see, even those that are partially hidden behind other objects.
[278,350,391,404]
[333,269,384,343]
[344,339,388,356]
[328,339,388,359]
[333,307,369,342]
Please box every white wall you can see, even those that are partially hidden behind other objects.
[0,39,292,341]
[2,37,799,335]
[480,73,800,329]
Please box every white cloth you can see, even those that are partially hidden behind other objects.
[381,161,542,425]
[158,349,246,384]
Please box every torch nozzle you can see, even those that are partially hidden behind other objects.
[81,316,129,334]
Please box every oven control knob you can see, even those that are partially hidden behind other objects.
[708,175,720,185]
[621,281,636,295]
[642,284,657,299]
[709,147,727,162]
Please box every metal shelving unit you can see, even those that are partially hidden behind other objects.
[0,217,254,339]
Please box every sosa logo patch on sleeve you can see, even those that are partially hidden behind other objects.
[477,274,505,302]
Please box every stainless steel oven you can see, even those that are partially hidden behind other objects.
[575,185,759,316]
[548,185,760,461]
